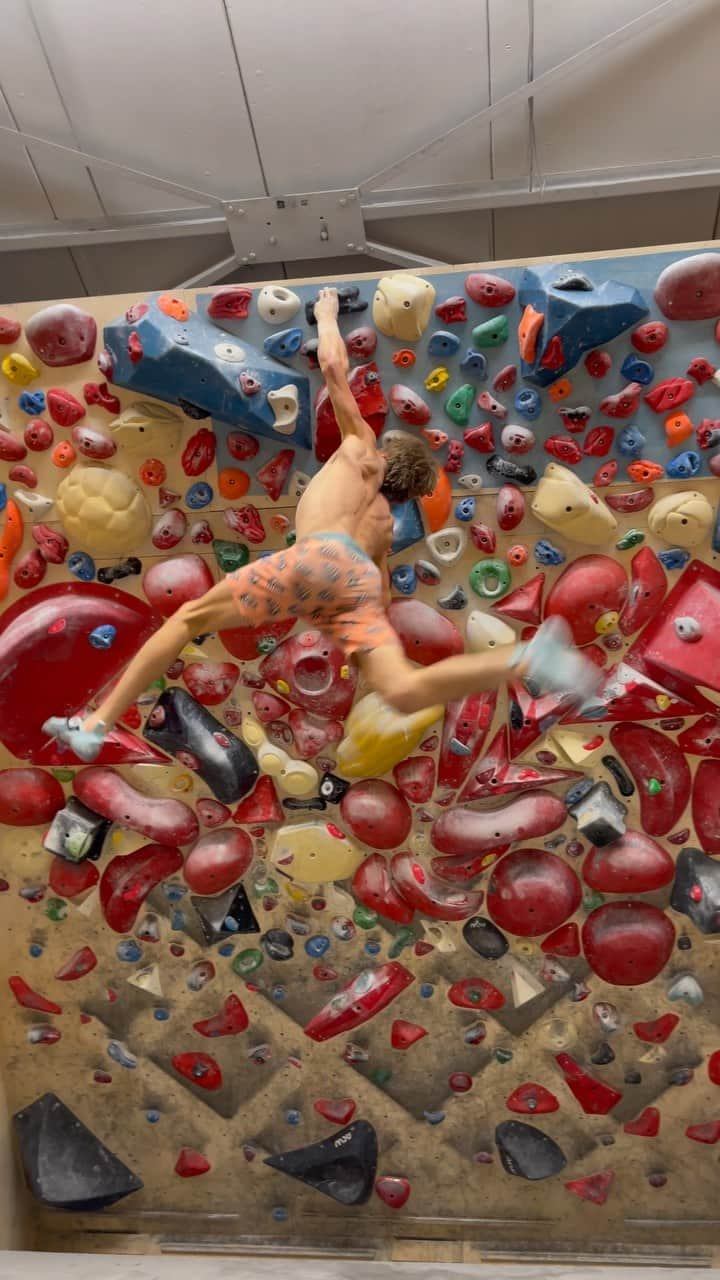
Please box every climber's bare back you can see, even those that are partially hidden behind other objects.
[295,435,394,560]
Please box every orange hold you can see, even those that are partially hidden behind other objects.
[51,440,76,468]
[0,499,23,600]
[626,459,665,483]
[507,544,528,567]
[157,294,189,322]
[518,304,544,364]
[420,466,452,532]
[218,467,250,501]
[421,428,448,451]
[664,410,694,447]
[392,349,416,368]
[140,458,167,486]
[548,378,572,403]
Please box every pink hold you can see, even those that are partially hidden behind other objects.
[477,390,507,420]
[341,780,412,850]
[9,464,37,488]
[182,661,239,706]
[183,827,253,895]
[25,303,97,367]
[288,709,342,759]
[143,555,214,618]
[74,766,199,845]
[225,504,266,544]
[389,384,432,426]
[251,691,291,723]
[14,548,47,590]
[387,599,464,665]
[0,315,21,345]
[431,791,567,856]
[197,798,231,827]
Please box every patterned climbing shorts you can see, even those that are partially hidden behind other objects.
[227,532,398,657]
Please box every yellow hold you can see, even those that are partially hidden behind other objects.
[335,692,442,779]
[2,352,40,385]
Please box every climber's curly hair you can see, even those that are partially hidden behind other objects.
[380,436,437,505]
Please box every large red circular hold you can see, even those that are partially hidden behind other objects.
[143,555,214,618]
[582,830,674,894]
[582,902,675,986]
[341,780,412,850]
[487,848,581,937]
[183,828,253,895]
[0,767,64,826]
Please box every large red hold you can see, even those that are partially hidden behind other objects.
[625,560,720,697]
[447,978,504,1010]
[437,693,496,790]
[75,767,198,845]
[390,852,482,921]
[633,1013,679,1044]
[143,555,214,618]
[564,1171,614,1205]
[506,1083,559,1114]
[47,388,85,427]
[193,994,249,1037]
[458,728,579,801]
[544,557,627,647]
[232,776,284,825]
[100,843,183,933]
[391,1020,427,1050]
[8,976,61,1014]
[464,272,516,307]
[393,756,435,804]
[555,1054,623,1114]
[25,303,97,367]
[0,768,64,826]
[644,377,695,414]
[341,781,412,850]
[618,548,666,636]
[183,828,252,895]
[313,1098,357,1124]
[55,947,98,981]
[387,599,463,665]
[692,759,720,854]
[315,362,387,462]
[304,963,414,1041]
[390,385,432,425]
[207,287,252,320]
[431,791,567,857]
[256,449,294,501]
[654,252,720,320]
[260,630,358,719]
[492,573,544,626]
[181,661,239,706]
[582,830,674,894]
[49,856,99,898]
[175,1148,212,1177]
[582,902,675,986]
[352,854,415,925]
[679,714,720,758]
[486,848,581,938]
[181,428,216,476]
[609,723,690,836]
[624,1107,660,1137]
[219,617,294,661]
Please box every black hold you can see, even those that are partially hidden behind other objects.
[509,699,524,733]
[463,916,509,960]
[564,775,595,810]
[486,454,537,485]
[670,846,720,935]
[552,269,595,292]
[97,556,142,585]
[669,1067,693,1086]
[264,1120,377,1204]
[177,398,211,420]
[494,1120,567,1181]
[191,883,259,945]
[43,796,111,863]
[601,755,635,798]
[262,928,294,961]
[305,286,369,326]
[301,338,320,369]
[624,1070,642,1084]
[591,1041,615,1066]
[13,1093,143,1210]
[567,780,627,847]
[283,796,327,812]
[319,773,351,804]
[144,687,258,805]
[677,933,692,950]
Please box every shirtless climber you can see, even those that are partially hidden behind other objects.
[43,287,600,762]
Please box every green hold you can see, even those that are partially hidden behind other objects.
[647,777,663,795]
[51,768,75,783]
[232,947,263,976]
[495,1047,513,1064]
[45,897,68,922]
[583,889,605,912]
[256,636,277,655]
[213,538,249,573]
[252,875,279,898]
[353,905,379,930]
[370,1067,393,1086]
[616,529,645,550]
[64,826,92,860]
[149,676,166,693]
[285,530,297,547]
[388,925,416,959]
[472,314,509,348]
[469,558,512,601]
[444,383,475,426]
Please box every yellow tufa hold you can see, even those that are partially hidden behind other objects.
[531,462,617,546]
[270,819,363,884]
[241,715,318,797]
[1,352,40,385]
[335,691,442,780]
[373,273,436,342]
[648,490,714,549]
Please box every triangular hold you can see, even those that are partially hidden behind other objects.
[550,727,606,765]
[564,1170,614,1205]
[127,964,163,997]
[624,1106,660,1137]
[191,883,259,945]
[13,1093,143,1210]
[391,1019,428,1050]
[507,681,572,757]
[459,727,580,802]
[264,1120,377,1205]
[563,663,707,726]
[541,922,580,957]
[232,775,284,825]
[492,572,545,625]
[510,964,545,1008]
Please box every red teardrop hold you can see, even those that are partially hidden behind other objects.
[624,1106,660,1137]
[232,775,284,825]
[709,1051,720,1084]
[447,978,505,1010]
[171,1052,223,1091]
[175,1147,212,1177]
[582,902,675,986]
[193,994,249,1037]
[540,922,580,957]
[564,1170,614,1205]
[391,1019,428,1050]
[582,830,674,894]
[555,1053,623,1114]
[55,946,97,981]
[506,1082,559,1114]
[375,1176,411,1209]
[633,1013,680,1044]
[686,1121,720,1144]
[49,855,99,898]
[8,976,61,1015]
[393,755,435,803]
[352,853,415,925]
[610,723,690,838]
[313,1098,357,1125]
[492,572,545,625]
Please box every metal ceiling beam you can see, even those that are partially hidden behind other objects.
[0,210,228,251]
[360,0,709,194]
[363,240,450,269]
[175,253,241,289]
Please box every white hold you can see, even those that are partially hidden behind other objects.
[241,714,318,797]
[268,384,299,434]
[13,488,53,517]
[501,423,535,454]
[667,973,704,1005]
[674,615,702,642]
[511,964,545,1008]
[257,285,301,325]
[213,341,246,362]
[466,610,516,653]
[289,470,310,501]
[458,473,483,492]
[426,525,467,565]
[127,964,163,996]
[421,920,457,954]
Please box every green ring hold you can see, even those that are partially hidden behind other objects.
[469,558,512,600]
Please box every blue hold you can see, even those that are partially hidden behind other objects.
[667,450,701,480]
[263,328,303,360]
[428,330,461,358]
[116,940,142,963]
[620,354,654,385]
[459,349,488,380]
[437,585,468,611]
[305,935,330,958]
[89,624,117,650]
[391,564,416,595]
[535,539,566,566]
[618,425,645,457]
[454,496,476,522]
[391,500,424,554]
[514,387,542,420]
[68,551,96,582]
[18,390,46,415]
[0,483,6,513]
[517,263,648,386]
[186,481,213,509]
[103,293,312,449]
[713,502,720,554]
[658,548,691,571]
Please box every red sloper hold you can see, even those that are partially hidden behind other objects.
[101,844,184,933]
[632,321,668,352]
[506,682,571,757]
[541,922,580,957]
[437,692,496,790]
[555,1054,623,1114]
[183,828,253,895]
[182,661,239,706]
[390,384,432,426]
[544,556,627,647]
[193,994,249,1037]
[181,428,216,476]
[172,1052,223,1091]
[55,947,98,981]
[252,691,291,723]
[314,1098,357,1125]
[563,663,700,727]
[624,560,720,699]
[431,849,509,884]
[496,484,524,531]
[0,768,64,826]
[0,315,21,344]
[49,856,99,898]
[303,963,415,1041]
[709,1052,720,1085]
[435,296,467,324]
[506,1083,559,1114]
[387,599,463,666]
[458,727,580,802]
[544,435,582,465]
[582,902,675,986]
[492,573,545,626]
[565,1171,614,1206]
[432,791,567,856]
[633,1013,680,1044]
[375,1177,411,1209]
[256,449,295,501]
[464,272,516,307]
[75,768,198,844]
[582,830,674,894]
[486,848,581,938]
[393,756,435,804]
[391,1019,428,1050]
[447,978,504,1010]
[644,377,695,414]
[207,287,252,320]
[599,382,642,419]
[289,709,342,759]
[232,776,284,825]
[260,630,358,718]
[609,723,690,836]
[315,361,387,462]
[692,759,720,854]
[341,781,412,851]
[175,1148,211,1177]
[618,547,666,636]
[679,714,720,758]
[144,556,215,619]
[352,854,415,925]
[624,1107,660,1137]
[390,851,483,921]
[219,618,295,662]
[464,422,495,453]
[583,427,614,457]
[686,1121,720,1145]
[197,799,231,828]
[8,976,61,1014]
[46,388,85,426]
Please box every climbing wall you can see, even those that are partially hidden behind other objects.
[2,246,720,1255]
